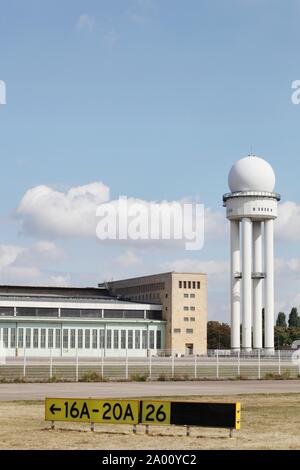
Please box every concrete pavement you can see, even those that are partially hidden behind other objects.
[0,380,299,401]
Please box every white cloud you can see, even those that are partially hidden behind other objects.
[0,241,68,286]
[116,250,142,267]
[17,182,110,238]
[76,14,95,32]
[128,0,156,24]
[276,201,300,241]
[104,30,119,49]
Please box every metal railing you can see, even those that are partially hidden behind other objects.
[0,349,299,382]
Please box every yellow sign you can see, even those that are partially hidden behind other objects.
[235,402,241,430]
[45,398,140,424]
[141,400,171,425]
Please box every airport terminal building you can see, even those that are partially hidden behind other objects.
[0,272,207,358]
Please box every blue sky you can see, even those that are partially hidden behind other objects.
[0,0,300,321]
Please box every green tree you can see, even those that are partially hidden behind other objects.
[274,327,289,349]
[288,308,300,328]
[207,321,231,349]
[276,312,287,328]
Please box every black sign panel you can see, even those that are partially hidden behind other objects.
[170,402,239,429]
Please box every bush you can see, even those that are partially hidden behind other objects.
[157,373,167,382]
[131,373,148,382]
[79,372,105,382]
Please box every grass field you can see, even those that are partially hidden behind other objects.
[0,394,300,450]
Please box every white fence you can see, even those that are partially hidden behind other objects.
[0,350,300,382]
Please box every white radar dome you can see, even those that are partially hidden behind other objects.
[228,155,276,193]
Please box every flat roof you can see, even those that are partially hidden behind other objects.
[99,271,206,285]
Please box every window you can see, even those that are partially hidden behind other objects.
[3,328,8,348]
[33,329,39,348]
[142,330,147,349]
[190,293,195,298]
[188,281,191,289]
[106,330,112,349]
[113,330,119,349]
[192,281,196,289]
[183,281,187,289]
[184,293,189,298]
[190,317,195,322]
[186,328,193,334]
[55,329,61,349]
[135,330,140,349]
[174,328,181,333]
[26,328,31,348]
[92,329,97,349]
[190,306,195,311]
[99,329,105,349]
[85,330,90,349]
[179,281,182,288]
[18,328,24,348]
[0,307,14,317]
[48,329,54,349]
[157,331,162,350]
[184,317,189,322]
[197,282,200,289]
[41,329,46,349]
[149,330,155,349]
[121,330,126,349]
[10,328,16,348]
[63,329,69,349]
[128,330,133,349]
[78,329,83,349]
[184,306,189,311]
[71,329,76,349]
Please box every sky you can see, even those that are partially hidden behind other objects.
[0,0,300,322]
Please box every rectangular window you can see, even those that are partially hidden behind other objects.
[186,329,193,334]
[190,306,195,311]
[55,329,61,349]
[41,329,46,349]
[3,328,8,348]
[190,293,195,298]
[92,329,97,349]
[128,330,133,349]
[18,328,24,348]
[63,329,69,349]
[174,328,181,333]
[78,329,83,349]
[48,329,54,349]
[142,330,147,349]
[85,330,90,349]
[183,281,187,289]
[33,329,39,348]
[184,306,189,311]
[197,281,200,289]
[99,329,105,349]
[0,307,14,317]
[135,330,140,349]
[184,317,189,322]
[113,330,119,349]
[192,281,196,289]
[149,330,155,349]
[10,328,16,348]
[106,330,112,349]
[190,317,196,322]
[179,281,182,288]
[184,293,189,298]
[26,328,31,348]
[188,281,191,289]
[121,330,126,349]
[70,329,76,349]
[157,331,162,349]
